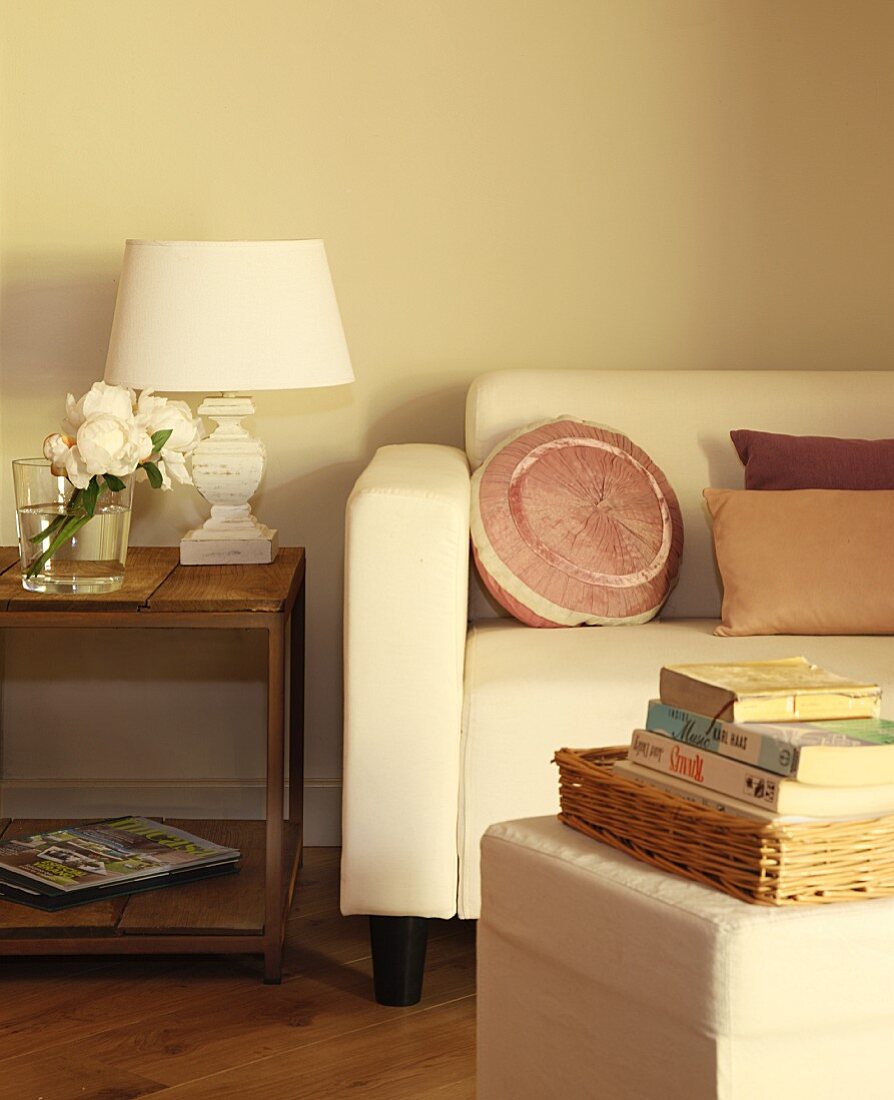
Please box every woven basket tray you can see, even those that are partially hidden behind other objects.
[555,746,894,906]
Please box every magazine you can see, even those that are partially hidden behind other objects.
[0,816,240,898]
[0,860,239,912]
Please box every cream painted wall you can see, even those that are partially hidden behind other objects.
[1,1,893,841]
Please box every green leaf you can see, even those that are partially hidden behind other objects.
[143,461,163,490]
[150,429,173,454]
[81,476,102,518]
[104,473,126,492]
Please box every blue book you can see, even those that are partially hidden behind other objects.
[645,700,894,785]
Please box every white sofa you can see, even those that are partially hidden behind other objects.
[341,368,894,1003]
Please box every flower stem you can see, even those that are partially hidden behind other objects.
[25,513,92,579]
[28,488,83,546]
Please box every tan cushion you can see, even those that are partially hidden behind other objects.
[704,488,894,637]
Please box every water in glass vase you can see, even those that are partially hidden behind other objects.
[17,503,132,593]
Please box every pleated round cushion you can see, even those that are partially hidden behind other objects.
[471,418,684,627]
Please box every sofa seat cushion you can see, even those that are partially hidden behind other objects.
[458,618,894,916]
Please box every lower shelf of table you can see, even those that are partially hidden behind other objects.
[0,818,301,954]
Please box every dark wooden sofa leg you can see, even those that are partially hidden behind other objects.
[369,915,429,1006]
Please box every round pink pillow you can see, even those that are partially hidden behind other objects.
[471,418,684,627]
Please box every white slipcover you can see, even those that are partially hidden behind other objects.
[342,369,894,921]
[341,444,470,917]
[478,816,894,1100]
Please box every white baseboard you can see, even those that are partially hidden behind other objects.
[0,778,342,846]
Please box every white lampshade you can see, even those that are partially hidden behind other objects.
[104,239,354,392]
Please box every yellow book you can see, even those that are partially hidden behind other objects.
[659,657,880,723]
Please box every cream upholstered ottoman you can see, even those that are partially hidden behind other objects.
[477,816,894,1100]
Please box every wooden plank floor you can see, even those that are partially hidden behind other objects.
[0,849,477,1100]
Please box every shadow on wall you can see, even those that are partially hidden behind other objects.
[0,267,486,825]
[260,459,358,757]
[364,375,470,455]
[0,274,120,398]
[0,274,120,546]
[2,625,267,782]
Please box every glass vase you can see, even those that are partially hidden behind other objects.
[13,458,134,594]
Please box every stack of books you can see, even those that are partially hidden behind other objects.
[0,816,241,911]
[615,657,894,821]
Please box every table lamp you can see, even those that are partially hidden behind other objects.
[104,239,354,564]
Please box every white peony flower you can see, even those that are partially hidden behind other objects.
[159,450,192,486]
[65,381,135,434]
[155,459,173,490]
[31,379,203,584]
[63,445,92,489]
[136,390,203,488]
[137,392,202,451]
[43,432,75,477]
[76,413,153,477]
[64,393,84,433]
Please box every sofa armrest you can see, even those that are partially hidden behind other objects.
[341,444,471,918]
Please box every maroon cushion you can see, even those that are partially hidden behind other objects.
[731,429,894,490]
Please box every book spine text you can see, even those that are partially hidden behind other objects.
[645,701,798,777]
[629,729,783,810]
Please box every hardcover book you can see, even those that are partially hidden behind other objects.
[646,700,894,785]
[628,728,894,817]
[659,657,880,723]
[0,817,240,911]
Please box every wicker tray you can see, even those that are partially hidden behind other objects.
[555,746,894,906]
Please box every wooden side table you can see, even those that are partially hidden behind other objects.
[0,545,305,983]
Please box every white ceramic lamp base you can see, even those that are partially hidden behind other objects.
[180,505,279,565]
[180,394,279,566]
